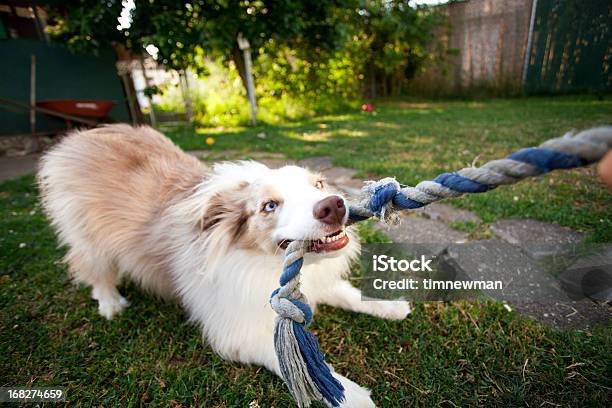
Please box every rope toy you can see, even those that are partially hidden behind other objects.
[269,126,612,407]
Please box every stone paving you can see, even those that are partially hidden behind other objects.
[0,153,40,182]
[417,202,482,225]
[444,240,610,329]
[490,219,586,259]
[1,150,609,329]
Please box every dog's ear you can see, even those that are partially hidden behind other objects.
[200,181,251,241]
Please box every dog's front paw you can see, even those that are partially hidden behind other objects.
[372,300,412,321]
[341,390,376,408]
[97,295,129,320]
[336,375,376,408]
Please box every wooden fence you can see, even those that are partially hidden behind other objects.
[409,0,611,96]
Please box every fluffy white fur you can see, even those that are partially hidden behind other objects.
[38,125,411,407]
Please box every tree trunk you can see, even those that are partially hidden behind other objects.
[179,69,194,123]
[232,42,249,94]
[140,56,157,127]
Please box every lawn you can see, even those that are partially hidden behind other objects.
[1,96,611,407]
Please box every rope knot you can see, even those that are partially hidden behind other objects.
[269,240,312,325]
[270,289,313,325]
[362,177,402,224]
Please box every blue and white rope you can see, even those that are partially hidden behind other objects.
[270,241,344,408]
[349,127,612,222]
[269,126,612,407]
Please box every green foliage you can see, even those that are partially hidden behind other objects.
[346,0,447,97]
[155,60,357,126]
[44,0,125,53]
[46,0,344,71]
[255,43,364,102]
[45,1,446,102]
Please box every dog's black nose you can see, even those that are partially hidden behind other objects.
[313,195,346,225]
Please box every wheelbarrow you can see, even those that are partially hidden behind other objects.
[37,99,116,127]
[0,97,114,128]
[37,99,116,119]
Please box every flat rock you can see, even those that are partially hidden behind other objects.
[297,156,334,171]
[445,240,610,329]
[490,219,586,260]
[320,166,359,183]
[0,154,40,182]
[257,159,297,169]
[333,178,364,196]
[378,215,469,256]
[416,203,481,225]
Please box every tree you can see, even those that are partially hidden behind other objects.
[45,0,346,93]
[44,0,446,106]
[347,0,446,97]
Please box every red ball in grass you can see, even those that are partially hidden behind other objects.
[361,103,374,113]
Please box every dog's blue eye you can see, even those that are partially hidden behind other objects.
[263,201,278,212]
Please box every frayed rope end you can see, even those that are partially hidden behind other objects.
[274,318,344,407]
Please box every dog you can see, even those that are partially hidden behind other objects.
[38,124,411,407]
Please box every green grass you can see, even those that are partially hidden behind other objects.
[166,95,612,242]
[1,96,611,406]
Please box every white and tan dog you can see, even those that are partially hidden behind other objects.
[38,124,410,407]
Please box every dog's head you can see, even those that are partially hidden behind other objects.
[191,161,353,257]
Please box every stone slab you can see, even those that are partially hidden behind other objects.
[297,157,334,171]
[257,159,298,169]
[333,178,364,197]
[445,239,610,329]
[491,219,586,260]
[416,203,481,225]
[0,154,40,182]
[320,166,359,183]
[377,215,469,257]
